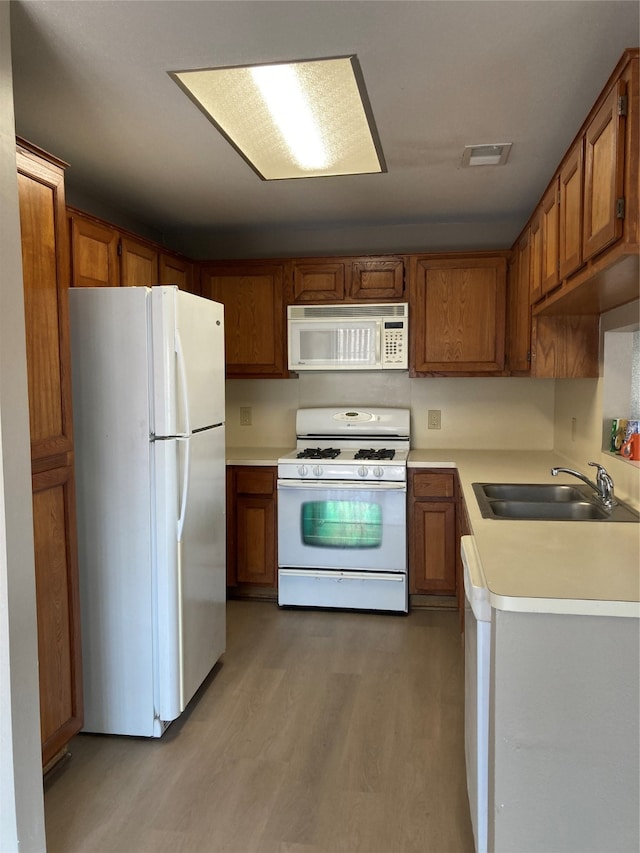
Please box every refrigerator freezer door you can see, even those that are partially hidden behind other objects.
[70,286,157,736]
[151,286,225,436]
[154,425,226,721]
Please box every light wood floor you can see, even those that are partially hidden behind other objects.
[44,600,474,853]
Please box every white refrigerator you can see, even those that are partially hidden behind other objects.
[69,285,226,737]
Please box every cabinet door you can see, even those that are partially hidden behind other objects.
[540,179,560,295]
[292,260,347,302]
[558,141,584,279]
[529,212,543,304]
[69,214,120,287]
[32,465,83,766]
[229,467,277,587]
[583,80,626,261]
[17,150,74,470]
[411,257,506,374]
[409,500,456,595]
[531,315,599,378]
[507,231,532,374]
[201,263,287,377]
[17,142,83,768]
[120,236,159,286]
[159,252,197,294]
[350,257,404,300]
[409,471,457,596]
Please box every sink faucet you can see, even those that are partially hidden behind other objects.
[550,462,617,509]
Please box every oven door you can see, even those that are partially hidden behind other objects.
[277,479,406,572]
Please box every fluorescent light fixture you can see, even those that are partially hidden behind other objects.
[462,143,512,167]
[170,56,385,180]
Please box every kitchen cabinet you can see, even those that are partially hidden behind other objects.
[558,140,584,280]
[226,466,277,595]
[159,251,198,295]
[410,255,507,375]
[529,211,543,305]
[69,210,120,287]
[408,470,457,596]
[512,217,597,377]
[582,78,627,262]
[506,230,532,374]
[200,261,287,378]
[290,255,405,302]
[120,235,158,286]
[540,179,560,296]
[17,140,83,768]
[528,49,639,316]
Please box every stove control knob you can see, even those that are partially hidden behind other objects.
[297,465,308,477]
[373,466,385,478]
[358,465,369,478]
[313,465,323,477]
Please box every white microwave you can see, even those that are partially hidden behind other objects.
[287,303,408,371]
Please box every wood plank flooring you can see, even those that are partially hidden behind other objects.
[44,601,474,853]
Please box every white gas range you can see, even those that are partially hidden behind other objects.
[277,407,410,613]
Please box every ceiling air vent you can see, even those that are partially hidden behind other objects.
[462,143,512,167]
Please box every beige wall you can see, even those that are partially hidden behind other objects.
[554,301,640,507]
[225,374,555,450]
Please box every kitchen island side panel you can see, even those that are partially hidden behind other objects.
[489,609,640,853]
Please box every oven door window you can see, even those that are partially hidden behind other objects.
[278,482,406,572]
[301,500,382,548]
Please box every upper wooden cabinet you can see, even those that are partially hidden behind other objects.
[410,255,507,375]
[558,139,584,280]
[292,259,347,302]
[540,179,560,296]
[290,255,405,302]
[507,231,532,374]
[69,209,195,294]
[200,261,287,378]
[159,252,198,295]
[17,140,83,767]
[522,48,639,316]
[120,236,158,287]
[70,214,120,287]
[582,79,626,262]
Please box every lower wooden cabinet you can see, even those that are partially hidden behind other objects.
[32,464,82,764]
[227,466,278,594]
[408,469,457,596]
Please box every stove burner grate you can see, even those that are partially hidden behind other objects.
[353,448,396,461]
[296,447,341,460]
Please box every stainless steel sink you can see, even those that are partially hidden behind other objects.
[480,483,585,502]
[473,482,640,522]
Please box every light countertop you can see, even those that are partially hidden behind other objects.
[226,446,640,618]
[409,449,640,618]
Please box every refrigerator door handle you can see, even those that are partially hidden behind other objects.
[175,330,191,438]
[177,436,191,543]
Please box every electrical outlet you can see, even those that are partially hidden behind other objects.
[428,409,441,430]
[239,406,252,426]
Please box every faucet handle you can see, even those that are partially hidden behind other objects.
[588,461,608,475]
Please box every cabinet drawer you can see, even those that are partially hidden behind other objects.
[412,471,455,499]
[235,468,275,495]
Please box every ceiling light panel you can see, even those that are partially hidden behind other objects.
[171,57,385,180]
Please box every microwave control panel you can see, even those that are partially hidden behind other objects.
[383,322,407,366]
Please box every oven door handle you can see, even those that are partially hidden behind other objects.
[277,479,406,491]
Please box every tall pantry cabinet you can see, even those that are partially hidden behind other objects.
[16,139,83,768]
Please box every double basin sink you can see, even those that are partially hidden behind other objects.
[473,482,640,522]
